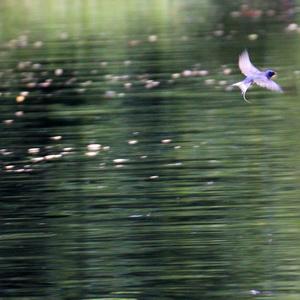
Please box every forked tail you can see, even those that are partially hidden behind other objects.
[232,80,252,103]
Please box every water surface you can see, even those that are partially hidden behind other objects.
[1,1,300,299]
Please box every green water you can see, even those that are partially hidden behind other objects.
[1,1,300,299]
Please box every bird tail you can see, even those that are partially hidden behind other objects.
[232,80,252,103]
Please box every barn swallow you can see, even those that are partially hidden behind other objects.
[232,50,283,102]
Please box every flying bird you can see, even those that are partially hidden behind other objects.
[232,50,283,102]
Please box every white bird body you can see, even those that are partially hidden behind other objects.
[232,50,283,102]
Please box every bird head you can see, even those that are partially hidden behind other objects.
[265,69,276,79]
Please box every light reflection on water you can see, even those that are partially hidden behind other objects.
[1,0,300,299]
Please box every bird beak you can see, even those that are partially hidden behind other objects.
[273,72,277,78]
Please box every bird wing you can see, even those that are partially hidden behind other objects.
[254,77,283,92]
[238,50,261,76]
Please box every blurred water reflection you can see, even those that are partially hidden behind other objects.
[1,0,300,299]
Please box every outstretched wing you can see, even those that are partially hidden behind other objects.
[239,50,261,76]
[254,78,283,92]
